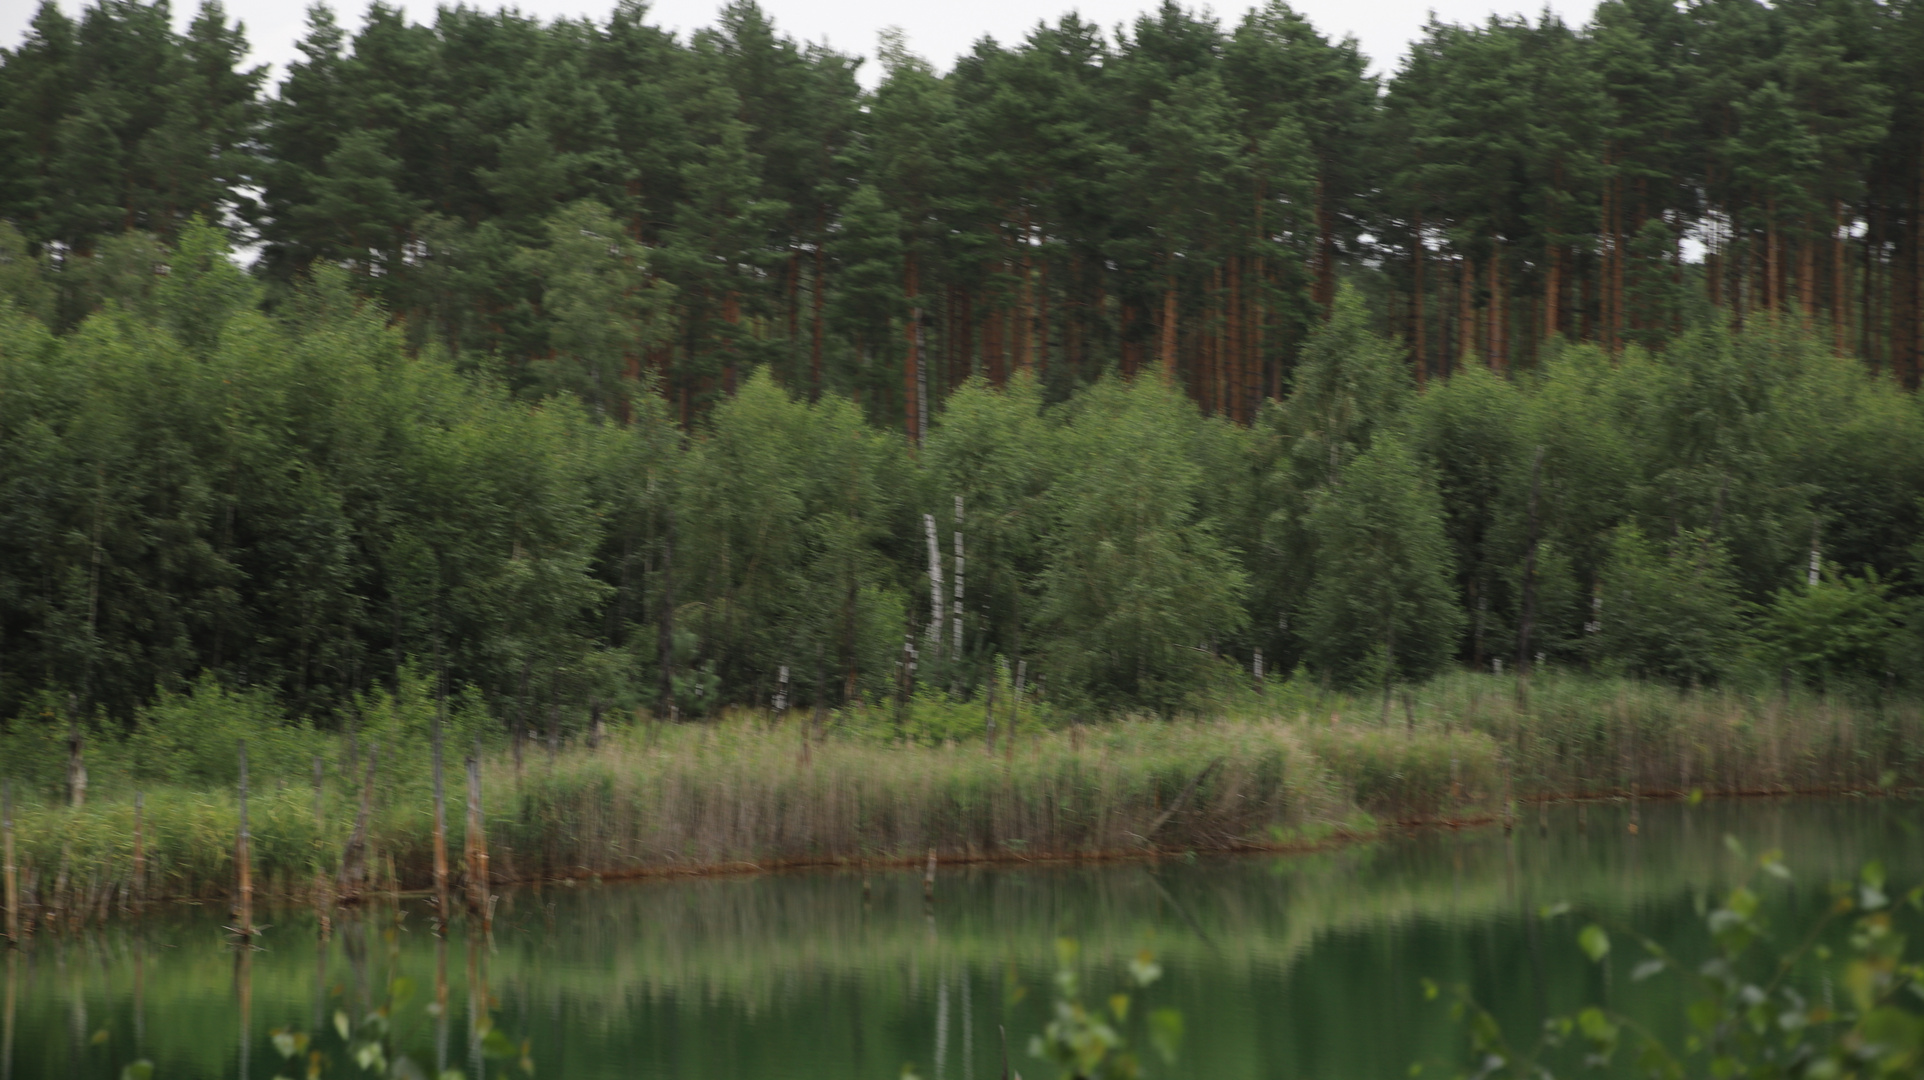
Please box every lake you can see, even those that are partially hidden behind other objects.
[5,797,1918,1079]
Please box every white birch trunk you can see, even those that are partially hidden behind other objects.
[952,496,965,656]
[924,513,945,659]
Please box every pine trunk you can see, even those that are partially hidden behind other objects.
[1459,254,1475,369]
[1612,180,1627,350]
[1767,199,1781,316]
[1834,200,1848,355]
[1036,252,1049,377]
[1600,157,1615,350]
[1413,223,1426,385]
[1161,277,1179,385]
[1801,213,1817,327]
[811,209,827,401]
[1544,243,1560,344]
[1016,218,1033,374]
[1228,255,1243,421]
[1317,179,1336,314]
[904,254,920,446]
[1914,154,1923,387]
[1488,252,1504,370]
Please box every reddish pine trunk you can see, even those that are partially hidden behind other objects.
[1488,253,1504,371]
[1314,171,1335,314]
[1459,254,1475,369]
[1801,213,1817,327]
[904,254,920,445]
[1833,201,1847,355]
[1161,278,1179,385]
[1543,244,1560,345]
[1913,157,1923,387]
[722,291,740,396]
[1035,254,1048,377]
[986,296,1006,387]
[811,215,827,401]
[787,248,801,348]
[1227,257,1242,420]
[1413,217,1427,386]
[1766,198,1781,316]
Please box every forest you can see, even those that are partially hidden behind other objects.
[0,0,1922,738]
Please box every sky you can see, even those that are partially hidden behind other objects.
[0,0,1604,89]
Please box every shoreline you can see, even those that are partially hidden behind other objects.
[11,784,1912,933]
[4,675,1920,933]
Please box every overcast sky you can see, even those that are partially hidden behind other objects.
[2,0,1603,89]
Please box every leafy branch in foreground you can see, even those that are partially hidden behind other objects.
[120,973,530,1080]
[1426,837,1924,1079]
[898,938,1182,1080]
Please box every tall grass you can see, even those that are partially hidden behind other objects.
[1,671,1916,922]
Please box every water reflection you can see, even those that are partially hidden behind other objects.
[0,798,1917,1080]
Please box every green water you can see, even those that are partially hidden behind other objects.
[5,798,1920,1080]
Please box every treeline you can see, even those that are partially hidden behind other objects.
[0,222,1919,733]
[1,0,1922,432]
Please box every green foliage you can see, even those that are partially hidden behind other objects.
[127,675,321,788]
[1432,846,1924,1080]
[256,975,528,1080]
[1305,434,1464,687]
[0,0,1922,729]
[1756,569,1903,689]
[1027,938,1181,1080]
[1038,377,1247,714]
[1595,526,1748,684]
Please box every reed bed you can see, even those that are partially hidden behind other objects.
[2,672,1918,927]
[1406,671,1924,797]
[0,717,1501,920]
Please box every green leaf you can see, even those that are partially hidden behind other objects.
[1578,924,1611,963]
[1862,862,1890,910]
[120,1063,155,1080]
[1631,958,1665,982]
[1149,1008,1184,1064]
[334,1010,351,1041]
[1127,950,1162,988]
[1688,788,1704,806]
[483,1028,519,1059]
[1577,1006,1619,1056]
[271,1029,309,1058]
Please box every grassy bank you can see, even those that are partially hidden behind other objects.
[2,672,1919,925]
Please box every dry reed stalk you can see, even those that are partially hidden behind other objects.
[130,790,144,914]
[4,952,15,1071]
[2,780,14,945]
[465,745,489,928]
[235,740,253,937]
[432,721,448,928]
[313,756,330,936]
[338,747,378,900]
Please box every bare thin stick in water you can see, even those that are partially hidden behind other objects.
[131,791,144,914]
[236,740,253,937]
[337,748,379,900]
[2,780,14,944]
